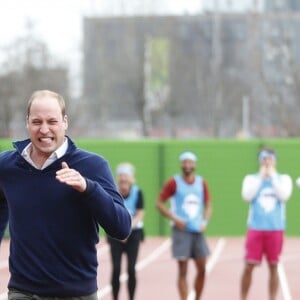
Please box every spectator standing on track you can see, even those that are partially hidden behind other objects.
[240,147,293,300]
[156,151,212,300]
[107,162,145,300]
[0,90,131,300]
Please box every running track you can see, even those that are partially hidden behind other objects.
[0,237,299,299]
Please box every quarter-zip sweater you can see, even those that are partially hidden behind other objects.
[0,137,131,297]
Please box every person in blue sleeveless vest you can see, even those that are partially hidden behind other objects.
[240,148,292,300]
[107,162,145,300]
[156,151,212,300]
[0,90,132,299]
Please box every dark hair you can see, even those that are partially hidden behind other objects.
[258,147,277,162]
[258,147,276,156]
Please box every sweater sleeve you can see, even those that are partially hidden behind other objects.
[81,157,131,240]
[271,174,293,202]
[159,178,176,201]
[241,174,261,202]
[0,190,8,243]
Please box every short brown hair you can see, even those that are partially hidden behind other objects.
[27,90,66,117]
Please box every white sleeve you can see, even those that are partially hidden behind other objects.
[296,177,300,188]
[241,174,262,202]
[272,174,293,202]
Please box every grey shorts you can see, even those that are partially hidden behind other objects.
[171,227,210,260]
[8,289,98,300]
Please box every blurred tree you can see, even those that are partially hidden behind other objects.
[0,19,69,138]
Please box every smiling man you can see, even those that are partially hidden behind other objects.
[25,91,69,170]
[0,90,131,299]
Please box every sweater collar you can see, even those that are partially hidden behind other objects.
[13,136,76,156]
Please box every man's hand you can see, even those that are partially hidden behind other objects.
[266,165,276,177]
[174,218,186,231]
[259,166,268,178]
[200,219,208,232]
[56,162,87,192]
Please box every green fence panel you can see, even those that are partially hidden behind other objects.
[160,139,300,236]
[0,138,300,237]
[75,139,162,237]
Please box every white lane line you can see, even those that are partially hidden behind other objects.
[97,243,109,256]
[0,291,6,299]
[98,238,171,299]
[206,237,226,273]
[135,238,171,271]
[0,259,8,299]
[278,262,292,300]
[0,260,8,269]
[187,237,227,300]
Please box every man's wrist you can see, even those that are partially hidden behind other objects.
[202,219,208,227]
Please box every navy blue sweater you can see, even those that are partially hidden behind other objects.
[0,137,131,297]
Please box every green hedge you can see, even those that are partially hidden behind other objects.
[1,138,300,237]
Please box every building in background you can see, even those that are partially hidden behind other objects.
[265,0,300,11]
[83,9,300,138]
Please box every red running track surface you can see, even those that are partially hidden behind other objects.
[0,237,299,300]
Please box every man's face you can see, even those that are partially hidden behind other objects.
[26,96,68,158]
[260,155,276,168]
[117,173,133,191]
[181,159,196,175]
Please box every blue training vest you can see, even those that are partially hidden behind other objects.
[124,185,143,229]
[171,175,204,233]
[247,175,286,230]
